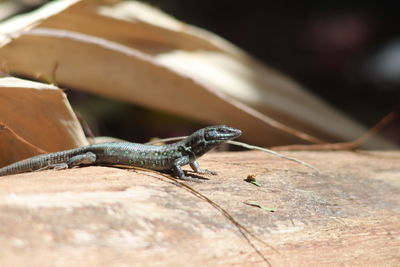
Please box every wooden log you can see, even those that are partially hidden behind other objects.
[0,151,398,266]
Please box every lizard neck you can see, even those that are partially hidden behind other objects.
[182,131,220,158]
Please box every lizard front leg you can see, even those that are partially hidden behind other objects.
[189,160,217,175]
[172,156,197,181]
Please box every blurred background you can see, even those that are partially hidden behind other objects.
[1,0,399,145]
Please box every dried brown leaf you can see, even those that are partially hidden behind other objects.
[0,0,394,148]
[0,77,87,166]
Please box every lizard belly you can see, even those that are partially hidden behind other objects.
[94,145,181,171]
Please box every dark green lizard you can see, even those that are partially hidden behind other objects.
[0,125,241,180]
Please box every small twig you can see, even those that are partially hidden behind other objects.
[75,111,95,138]
[228,140,319,172]
[128,166,275,266]
[271,112,397,151]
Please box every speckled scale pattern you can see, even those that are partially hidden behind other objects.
[0,125,242,178]
[89,142,184,170]
[0,142,183,176]
[0,147,88,176]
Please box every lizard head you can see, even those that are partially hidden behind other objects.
[203,125,242,142]
[185,125,241,158]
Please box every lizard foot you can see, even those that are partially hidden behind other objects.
[36,163,69,171]
[194,168,217,175]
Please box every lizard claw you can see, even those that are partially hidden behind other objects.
[195,169,217,175]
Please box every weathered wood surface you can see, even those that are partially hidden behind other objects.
[0,151,399,266]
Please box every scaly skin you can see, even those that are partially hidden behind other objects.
[0,125,241,180]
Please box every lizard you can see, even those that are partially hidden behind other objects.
[0,125,241,180]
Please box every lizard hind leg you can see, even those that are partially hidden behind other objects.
[36,163,69,172]
[67,152,97,168]
[35,152,97,172]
